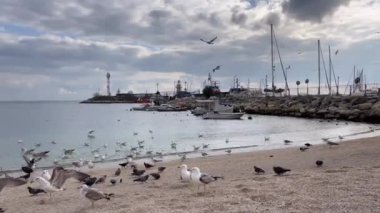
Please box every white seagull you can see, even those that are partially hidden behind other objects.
[178,164,191,182]
[79,184,113,207]
[190,167,223,192]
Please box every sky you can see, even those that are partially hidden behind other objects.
[0,0,379,100]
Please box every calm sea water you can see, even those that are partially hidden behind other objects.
[0,101,378,170]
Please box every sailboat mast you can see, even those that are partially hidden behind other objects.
[329,45,332,95]
[318,40,321,95]
[271,24,274,96]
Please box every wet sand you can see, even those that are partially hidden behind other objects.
[1,136,380,212]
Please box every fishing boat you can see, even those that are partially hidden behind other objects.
[202,111,244,120]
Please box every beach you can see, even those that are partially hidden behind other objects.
[1,136,380,213]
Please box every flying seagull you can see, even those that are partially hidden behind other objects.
[79,184,113,207]
[46,167,90,190]
[212,65,221,73]
[335,49,339,55]
[33,177,62,197]
[190,167,223,192]
[200,36,217,45]
[0,176,27,192]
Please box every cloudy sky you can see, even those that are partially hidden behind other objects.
[0,0,379,100]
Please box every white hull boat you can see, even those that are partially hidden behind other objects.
[202,112,244,120]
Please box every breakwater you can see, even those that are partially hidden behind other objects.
[234,95,380,123]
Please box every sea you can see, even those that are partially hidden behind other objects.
[0,101,379,171]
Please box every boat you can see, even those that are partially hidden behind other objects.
[157,104,189,112]
[191,99,234,116]
[131,103,151,111]
[202,111,244,120]
[191,107,208,116]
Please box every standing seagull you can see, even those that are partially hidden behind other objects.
[200,36,217,45]
[79,185,113,207]
[178,164,191,182]
[190,167,223,192]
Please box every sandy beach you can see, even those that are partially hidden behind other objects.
[1,136,380,213]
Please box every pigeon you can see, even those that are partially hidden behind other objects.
[273,166,291,175]
[284,140,293,144]
[326,141,339,146]
[95,175,107,184]
[201,152,208,157]
[27,186,46,196]
[264,137,270,142]
[254,166,265,174]
[21,166,33,174]
[133,175,149,183]
[300,147,309,152]
[18,173,31,180]
[338,135,344,140]
[316,160,323,167]
[119,162,128,168]
[110,179,117,185]
[144,162,154,169]
[304,143,312,147]
[225,149,232,154]
[131,166,145,176]
[150,173,160,180]
[114,168,121,176]
[84,177,97,186]
[158,167,166,173]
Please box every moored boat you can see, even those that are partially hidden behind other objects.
[202,111,244,120]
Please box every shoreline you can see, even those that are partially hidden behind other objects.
[1,136,380,212]
[4,125,380,174]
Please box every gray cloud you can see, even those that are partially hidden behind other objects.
[282,0,351,23]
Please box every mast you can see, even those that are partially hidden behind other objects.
[318,40,320,95]
[271,24,274,96]
[329,45,332,95]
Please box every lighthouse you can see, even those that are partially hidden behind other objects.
[106,72,111,96]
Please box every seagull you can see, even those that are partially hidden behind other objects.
[254,166,265,174]
[338,135,344,140]
[114,168,121,176]
[316,160,323,167]
[27,186,46,196]
[41,167,90,190]
[335,49,339,55]
[33,177,62,197]
[284,140,293,144]
[225,138,229,143]
[133,132,138,136]
[133,175,149,183]
[212,65,221,73]
[264,137,270,142]
[0,176,27,193]
[273,166,291,175]
[198,134,204,138]
[72,159,84,168]
[88,161,94,169]
[178,164,191,182]
[171,142,177,150]
[152,158,163,163]
[32,150,50,158]
[79,184,113,207]
[83,142,90,147]
[88,130,95,135]
[326,141,339,146]
[225,149,232,154]
[190,167,223,192]
[193,145,201,151]
[149,130,153,134]
[201,152,208,157]
[41,170,51,182]
[51,141,57,145]
[304,143,312,147]
[202,144,209,149]
[200,36,217,45]
[299,147,309,152]
[63,149,75,155]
